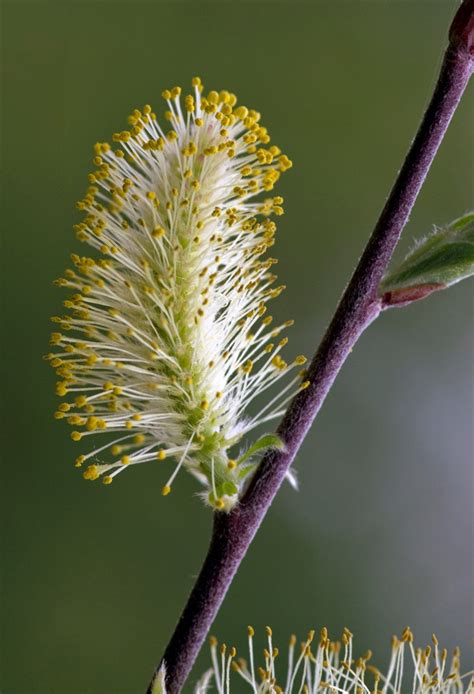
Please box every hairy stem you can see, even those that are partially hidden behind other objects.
[148,3,473,691]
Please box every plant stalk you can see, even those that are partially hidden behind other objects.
[148,3,473,691]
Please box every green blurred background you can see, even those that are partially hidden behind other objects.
[1,1,472,692]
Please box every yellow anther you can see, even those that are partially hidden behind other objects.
[157,450,167,460]
[67,415,83,426]
[71,431,82,441]
[75,455,85,467]
[242,359,253,374]
[102,476,113,485]
[111,445,122,456]
[227,460,236,470]
[83,465,99,481]
[161,89,171,99]
[271,355,287,370]
[295,355,307,365]
[248,625,255,637]
[162,485,171,496]
[234,106,248,120]
[84,416,98,431]
[279,154,293,171]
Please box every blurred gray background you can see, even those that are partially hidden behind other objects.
[1,1,473,692]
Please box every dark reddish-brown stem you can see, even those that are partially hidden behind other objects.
[147,3,473,692]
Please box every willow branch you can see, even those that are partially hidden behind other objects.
[148,3,474,691]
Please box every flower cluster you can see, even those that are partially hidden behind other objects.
[192,626,471,693]
[47,78,307,509]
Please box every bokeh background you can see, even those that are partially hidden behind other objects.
[1,1,473,692]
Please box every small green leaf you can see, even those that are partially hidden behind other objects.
[217,480,239,497]
[381,212,474,304]
[236,434,285,468]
